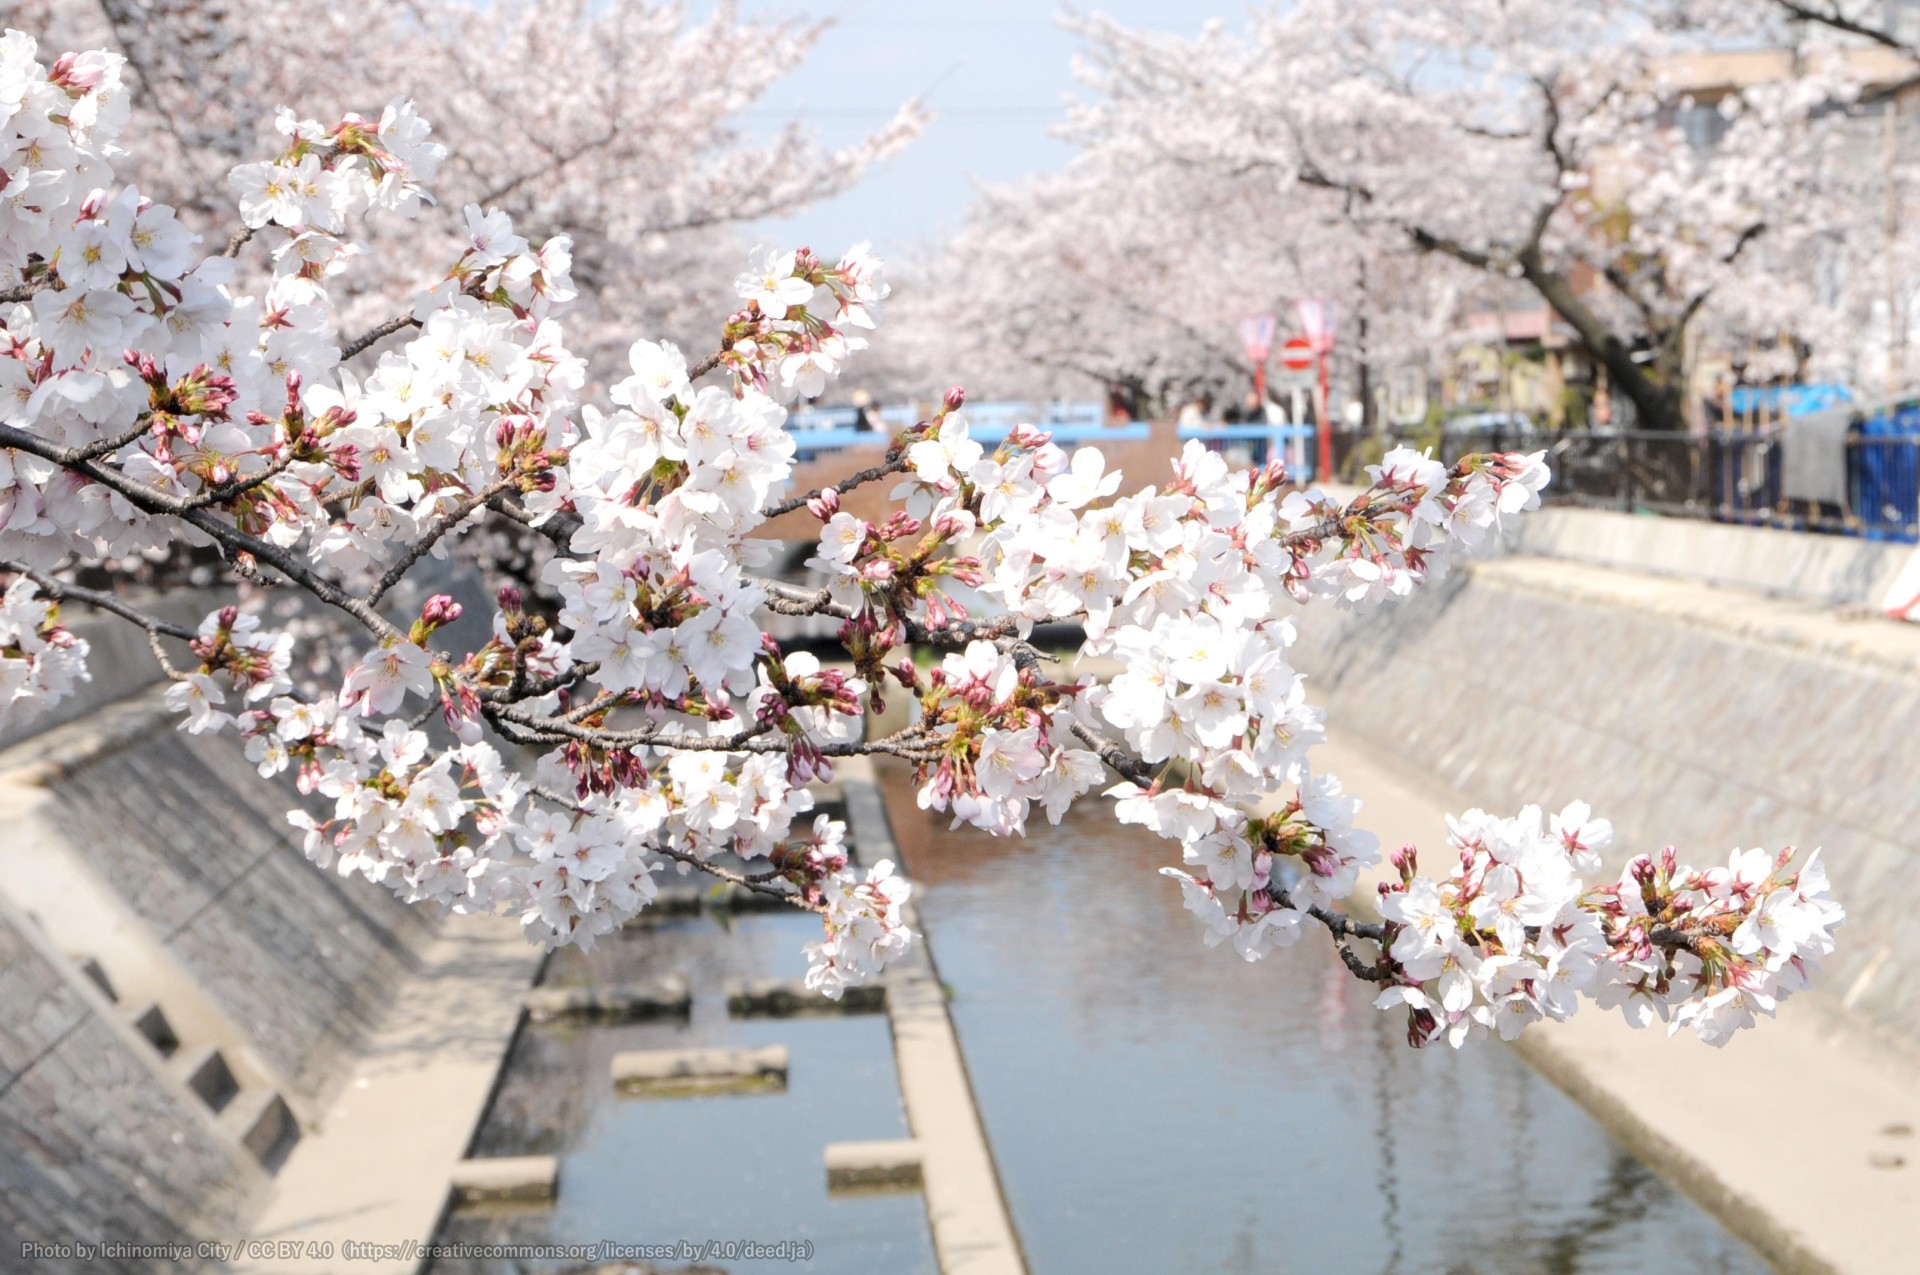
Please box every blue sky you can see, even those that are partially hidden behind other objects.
[728,2,1234,259]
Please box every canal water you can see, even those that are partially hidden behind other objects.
[433,764,1768,1274]
[875,761,1767,1275]
[431,909,937,1274]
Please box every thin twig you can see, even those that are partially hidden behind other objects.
[363,478,518,607]
[185,450,298,509]
[341,313,421,361]
[763,453,911,520]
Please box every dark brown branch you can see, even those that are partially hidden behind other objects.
[486,493,576,549]
[0,276,51,305]
[1,563,199,643]
[1774,0,1919,53]
[763,453,911,520]
[1071,722,1155,785]
[341,313,421,361]
[0,423,401,641]
[362,478,519,607]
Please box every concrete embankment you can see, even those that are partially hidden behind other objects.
[1291,503,1920,1054]
[0,601,535,1274]
[1318,732,1920,1275]
[1288,505,1920,1272]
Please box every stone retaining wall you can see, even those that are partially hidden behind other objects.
[0,685,440,1269]
[0,903,255,1273]
[1289,512,1920,1051]
[44,727,439,1103]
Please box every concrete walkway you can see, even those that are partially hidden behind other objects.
[840,756,1028,1275]
[233,914,543,1275]
[1317,730,1920,1275]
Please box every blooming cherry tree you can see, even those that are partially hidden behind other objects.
[1033,2,1882,429]
[0,36,1841,1047]
[4,0,925,365]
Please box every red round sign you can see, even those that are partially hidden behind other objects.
[1279,336,1315,372]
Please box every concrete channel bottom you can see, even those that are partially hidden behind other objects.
[1313,732,1920,1275]
[230,758,1026,1275]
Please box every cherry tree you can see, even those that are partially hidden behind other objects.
[0,36,1841,1051]
[1051,2,1877,431]
[0,0,924,364]
[1760,2,1920,53]
[889,145,1467,425]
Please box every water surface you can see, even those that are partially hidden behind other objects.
[431,909,936,1274]
[877,762,1767,1275]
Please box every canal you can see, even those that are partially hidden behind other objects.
[432,762,1767,1274]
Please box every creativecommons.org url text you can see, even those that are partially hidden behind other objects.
[21,1239,815,1264]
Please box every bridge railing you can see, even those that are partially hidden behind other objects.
[1176,422,1318,480]
[785,401,1142,461]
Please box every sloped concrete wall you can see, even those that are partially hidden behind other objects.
[1290,541,1920,1051]
[36,725,440,1104]
[1509,505,1912,607]
[0,902,254,1273]
[0,691,442,1268]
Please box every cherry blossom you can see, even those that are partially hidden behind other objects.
[0,35,1844,1034]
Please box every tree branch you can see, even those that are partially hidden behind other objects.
[0,423,402,641]
[341,313,421,361]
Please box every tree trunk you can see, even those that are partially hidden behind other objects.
[1517,248,1686,432]
[1356,309,1376,434]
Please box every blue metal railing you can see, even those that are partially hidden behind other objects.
[1727,383,1853,418]
[788,401,1106,437]
[1176,422,1317,479]
[788,420,1152,456]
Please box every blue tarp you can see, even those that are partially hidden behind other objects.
[1728,383,1854,418]
[1853,403,1920,540]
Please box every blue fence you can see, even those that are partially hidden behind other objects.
[1853,405,1920,539]
[785,401,1144,462]
[1727,383,1854,418]
[789,400,1105,434]
[1177,422,1318,479]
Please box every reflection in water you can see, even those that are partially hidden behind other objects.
[431,911,936,1275]
[877,760,1767,1275]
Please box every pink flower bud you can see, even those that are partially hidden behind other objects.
[421,594,463,627]
[807,487,841,520]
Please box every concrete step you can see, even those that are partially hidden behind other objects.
[523,976,690,1023]
[450,1155,558,1204]
[127,1001,180,1057]
[726,977,885,1018]
[611,1045,789,1096]
[220,1087,300,1172]
[825,1139,924,1193]
[172,1043,239,1114]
